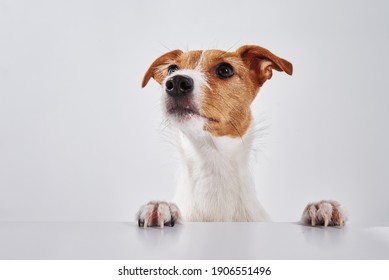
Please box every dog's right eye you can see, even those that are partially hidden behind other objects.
[168,65,179,75]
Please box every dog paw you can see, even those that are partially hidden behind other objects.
[136,201,181,228]
[301,200,346,227]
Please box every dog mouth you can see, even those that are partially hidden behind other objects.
[166,103,218,123]
[167,103,202,122]
[168,106,200,117]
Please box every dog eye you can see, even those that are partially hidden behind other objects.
[216,63,234,79]
[168,65,179,75]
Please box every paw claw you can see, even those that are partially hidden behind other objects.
[302,200,346,227]
[136,201,181,228]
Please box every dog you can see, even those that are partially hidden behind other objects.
[137,45,346,228]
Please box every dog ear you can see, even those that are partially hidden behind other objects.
[236,45,293,86]
[142,50,183,88]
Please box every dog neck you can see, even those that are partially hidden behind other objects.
[173,122,270,222]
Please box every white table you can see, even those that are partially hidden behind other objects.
[0,222,388,259]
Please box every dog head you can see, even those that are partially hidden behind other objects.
[142,45,292,138]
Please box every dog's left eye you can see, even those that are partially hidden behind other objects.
[216,63,234,79]
[168,64,179,75]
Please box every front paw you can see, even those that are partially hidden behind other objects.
[301,200,346,227]
[136,201,181,228]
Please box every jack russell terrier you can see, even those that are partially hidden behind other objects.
[137,45,346,228]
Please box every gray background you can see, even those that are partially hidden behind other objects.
[1,0,388,224]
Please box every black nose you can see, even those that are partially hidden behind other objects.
[165,75,194,97]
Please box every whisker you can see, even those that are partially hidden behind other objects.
[225,40,241,53]
[158,42,172,52]
[160,119,171,132]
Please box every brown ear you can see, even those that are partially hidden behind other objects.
[236,45,293,85]
[142,50,183,88]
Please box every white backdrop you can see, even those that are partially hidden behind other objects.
[0,0,388,223]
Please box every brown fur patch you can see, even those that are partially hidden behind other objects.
[198,50,258,137]
[175,50,203,69]
[142,50,183,87]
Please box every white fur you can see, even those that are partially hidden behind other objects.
[173,124,270,222]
